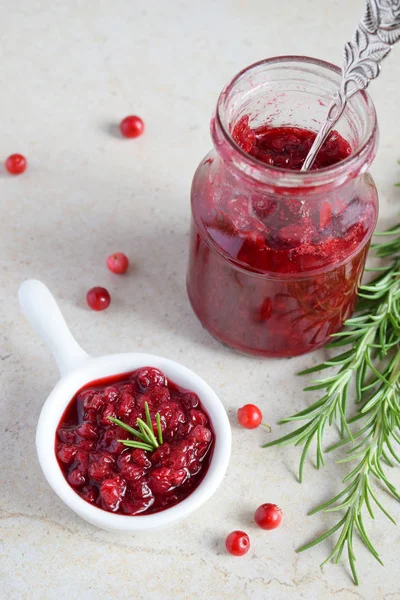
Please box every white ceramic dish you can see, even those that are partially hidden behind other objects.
[19,279,231,532]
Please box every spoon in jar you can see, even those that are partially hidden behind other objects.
[302,0,400,171]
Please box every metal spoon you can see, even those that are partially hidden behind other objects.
[302,0,400,171]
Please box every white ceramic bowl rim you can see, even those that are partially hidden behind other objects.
[37,352,231,531]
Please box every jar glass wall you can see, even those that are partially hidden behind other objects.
[187,57,379,357]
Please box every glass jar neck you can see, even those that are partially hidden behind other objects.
[211,56,378,195]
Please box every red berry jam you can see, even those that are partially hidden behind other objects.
[55,367,214,515]
[187,121,377,357]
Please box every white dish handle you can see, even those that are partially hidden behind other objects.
[19,279,89,377]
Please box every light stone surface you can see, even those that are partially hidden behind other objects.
[1,0,400,598]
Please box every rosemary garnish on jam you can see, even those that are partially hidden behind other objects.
[264,222,400,585]
[108,401,163,452]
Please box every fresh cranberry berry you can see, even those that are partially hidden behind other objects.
[120,115,145,138]
[225,531,250,557]
[116,392,136,418]
[100,475,126,511]
[150,443,171,465]
[237,404,263,429]
[86,287,111,311]
[5,153,27,175]
[100,403,116,425]
[254,503,283,530]
[106,252,129,274]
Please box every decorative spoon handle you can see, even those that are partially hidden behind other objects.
[302,0,400,171]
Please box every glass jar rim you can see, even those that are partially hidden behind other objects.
[213,55,378,190]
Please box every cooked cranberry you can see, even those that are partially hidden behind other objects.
[88,452,115,482]
[74,451,89,475]
[76,422,98,440]
[136,367,166,390]
[55,368,214,515]
[117,392,136,418]
[68,468,86,487]
[149,467,187,494]
[120,463,145,482]
[83,392,104,411]
[130,449,152,468]
[150,443,171,466]
[100,403,117,425]
[81,485,98,503]
[77,440,96,452]
[181,392,199,409]
[58,427,77,444]
[191,425,212,443]
[57,444,77,464]
[100,476,126,511]
[104,386,119,403]
[190,409,208,426]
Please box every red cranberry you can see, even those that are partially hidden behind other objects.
[181,392,199,409]
[82,392,104,411]
[120,115,144,138]
[57,427,77,444]
[237,404,263,429]
[106,252,129,274]
[116,392,136,418]
[191,425,212,443]
[149,467,187,494]
[100,403,117,425]
[136,367,166,390]
[81,485,98,503]
[190,409,208,426]
[57,444,77,464]
[76,422,98,440]
[100,476,126,511]
[88,452,115,482]
[150,443,171,465]
[254,503,283,530]
[5,153,27,175]
[86,287,111,311]
[129,479,153,500]
[225,531,250,556]
[104,386,119,403]
[120,497,154,515]
[120,463,145,482]
[75,450,89,474]
[77,439,96,452]
[130,449,152,469]
[68,468,86,487]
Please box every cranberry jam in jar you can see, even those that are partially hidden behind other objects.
[187,57,378,357]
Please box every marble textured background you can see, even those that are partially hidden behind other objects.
[1,0,399,598]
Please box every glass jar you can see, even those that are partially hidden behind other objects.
[186,56,378,358]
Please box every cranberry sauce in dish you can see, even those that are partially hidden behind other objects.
[55,367,214,515]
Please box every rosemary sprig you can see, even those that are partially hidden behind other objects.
[108,401,163,451]
[263,222,400,584]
